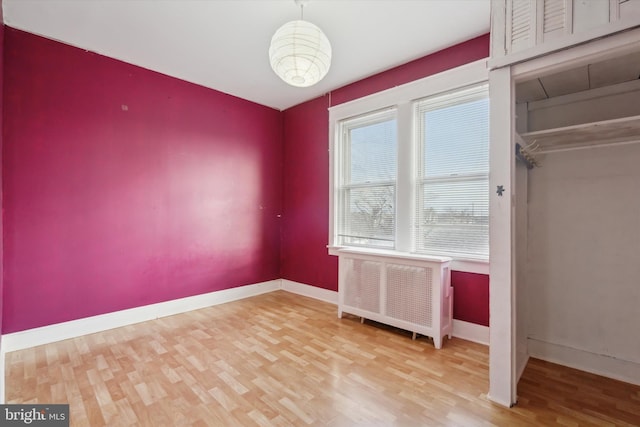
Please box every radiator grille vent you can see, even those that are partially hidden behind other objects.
[343,259,381,313]
[386,264,432,327]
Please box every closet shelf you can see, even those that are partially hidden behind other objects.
[520,114,640,153]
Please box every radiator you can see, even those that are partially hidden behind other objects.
[338,248,452,349]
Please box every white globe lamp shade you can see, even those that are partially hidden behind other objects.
[269,20,332,87]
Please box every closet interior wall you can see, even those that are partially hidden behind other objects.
[515,102,529,384]
[515,59,640,386]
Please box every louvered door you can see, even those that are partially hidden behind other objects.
[506,0,571,54]
[540,0,569,42]
[507,0,534,54]
[492,0,640,65]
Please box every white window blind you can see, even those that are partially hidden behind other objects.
[414,84,489,260]
[336,109,397,249]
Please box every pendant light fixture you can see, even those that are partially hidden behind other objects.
[269,0,332,87]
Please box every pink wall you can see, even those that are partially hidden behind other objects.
[452,271,489,326]
[281,96,337,289]
[2,29,283,333]
[2,29,491,333]
[330,35,491,106]
[281,35,491,324]
[0,4,4,338]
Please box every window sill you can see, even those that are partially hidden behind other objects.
[327,245,489,275]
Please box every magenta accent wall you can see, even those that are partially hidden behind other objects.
[330,35,491,106]
[0,3,4,338]
[281,35,491,325]
[2,29,283,333]
[451,271,489,326]
[281,96,337,289]
[2,28,491,333]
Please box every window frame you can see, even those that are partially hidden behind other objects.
[329,59,490,274]
[336,108,398,249]
[413,84,490,261]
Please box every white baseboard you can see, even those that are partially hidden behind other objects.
[2,279,488,352]
[528,338,640,387]
[0,337,4,404]
[280,279,339,304]
[516,352,530,383]
[1,277,491,404]
[452,319,489,345]
[280,280,489,345]
[486,393,514,408]
[1,280,281,354]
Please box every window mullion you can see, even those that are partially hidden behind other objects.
[395,102,413,252]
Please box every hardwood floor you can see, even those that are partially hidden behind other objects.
[5,290,640,426]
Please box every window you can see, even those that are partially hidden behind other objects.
[414,85,489,259]
[329,60,489,265]
[336,109,397,248]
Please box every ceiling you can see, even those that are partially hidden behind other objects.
[516,51,640,103]
[2,0,490,111]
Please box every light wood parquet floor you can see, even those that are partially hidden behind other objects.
[5,290,640,426]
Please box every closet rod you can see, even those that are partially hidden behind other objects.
[537,138,640,155]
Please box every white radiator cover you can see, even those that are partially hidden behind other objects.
[337,248,453,349]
